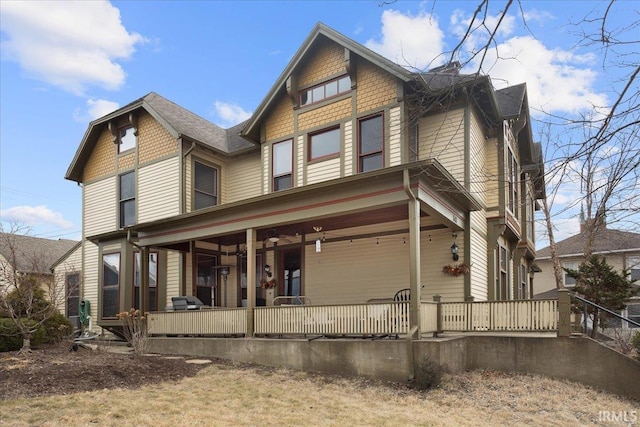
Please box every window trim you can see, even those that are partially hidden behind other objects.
[308,126,341,163]
[272,139,293,191]
[563,261,578,287]
[357,113,385,173]
[101,252,121,320]
[192,159,220,210]
[119,171,135,228]
[507,147,519,218]
[65,272,80,318]
[299,74,351,108]
[117,125,136,154]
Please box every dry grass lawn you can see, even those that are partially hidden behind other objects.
[1,361,638,426]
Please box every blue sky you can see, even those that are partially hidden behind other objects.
[0,1,633,247]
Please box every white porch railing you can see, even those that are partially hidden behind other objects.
[147,308,246,336]
[254,303,409,336]
[440,299,558,332]
[420,302,439,333]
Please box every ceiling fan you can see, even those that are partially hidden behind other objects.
[262,228,294,245]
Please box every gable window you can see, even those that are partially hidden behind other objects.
[194,160,218,210]
[102,253,120,319]
[563,261,578,287]
[273,139,292,191]
[300,75,351,107]
[118,126,136,153]
[358,114,384,172]
[65,272,80,318]
[119,172,135,228]
[133,252,158,312]
[309,126,340,161]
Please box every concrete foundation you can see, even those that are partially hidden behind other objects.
[148,334,640,400]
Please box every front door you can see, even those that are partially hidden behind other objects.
[279,248,302,297]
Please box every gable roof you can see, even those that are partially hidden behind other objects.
[241,22,413,142]
[495,83,526,119]
[0,233,78,274]
[537,228,640,259]
[66,92,255,183]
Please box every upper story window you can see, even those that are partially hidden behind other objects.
[119,171,135,228]
[118,126,136,153]
[358,114,384,173]
[194,160,218,210]
[300,75,351,107]
[102,253,120,319]
[507,147,519,218]
[309,126,340,161]
[563,261,578,287]
[273,139,292,191]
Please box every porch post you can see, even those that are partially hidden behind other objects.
[140,246,149,314]
[408,196,421,337]
[557,288,571,337]
[246,228,256,337]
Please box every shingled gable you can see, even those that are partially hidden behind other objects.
[240,22,413,143]
[65,92,255,183]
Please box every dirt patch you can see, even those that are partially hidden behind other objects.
[0,341,207,401]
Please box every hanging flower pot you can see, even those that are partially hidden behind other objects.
[442,263,470,277]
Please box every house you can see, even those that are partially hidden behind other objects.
[534,222,640,328]
[65,23,545,336]
[0,232,78,320]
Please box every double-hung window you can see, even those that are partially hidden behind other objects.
[133,252,158,312]
[119,172,135,228]
[65,273,80,318]
[118,126,136,153]
[102,253,120,319]
[309,127,340,161]
[628,256,640,281]
[273,139,292,191]
[358,114,384,172]
[507,148,519,218]
[194,160,218,210]
[563,261,578,287]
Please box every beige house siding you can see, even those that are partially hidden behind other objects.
[84,177,116,237]
[470,211,489,301]
[343,120,353,176]
[166,251,181,303]
[54,245,82,316]
[388,106,402,166]
[418,109,465,184]
[137,111,178,164]
[225,151,262,203]
[138,157,180,223]
[262,144,270,194]
[469,108,488,203]
[307,158,341,185]
[82,242,100,333]
[298,38,345,87]
[265,97,294,142]
[356,61,397,113]
[84,129,116,182]
[297,135,305,187]
[421,229,465,302]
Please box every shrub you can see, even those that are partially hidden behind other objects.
[117,309,148,357]
[0,318,46,352]
[413,355,448,391]
[42,312,73,344]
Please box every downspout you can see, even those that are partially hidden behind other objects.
[463,87,472,301]
[403,169,420,382]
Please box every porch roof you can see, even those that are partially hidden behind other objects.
[118,160,480,250]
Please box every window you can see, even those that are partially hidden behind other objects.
[65,273,80,318]
[194,160,218,210]
[519,264,528,299]
[300,75,351,107]
[309,127,340,161]
[525,190,534,241]
[408,121,419,162]
[625,303,640,329]
[563,261,578,287]
[196,253,217,306]
[133,252,158,312]
[628,256,640,281]
[118,126,136,153]
[497,246,509,300]
[273,139,292,191]
[358,114,384,172]
[119,172,135,228]
[102,253,120,319]
[507,148,519,217]
[239,254,264,307]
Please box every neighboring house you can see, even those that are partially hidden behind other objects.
[0,233,78,319]
[50,242,83,327]
[534,223,640,328]
[65,23,545,335]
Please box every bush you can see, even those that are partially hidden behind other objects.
[413,355,448,391]
[631,331,640,360]
[42,312,73,344]
[0,318,46,352]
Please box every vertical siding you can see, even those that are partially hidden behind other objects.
[344,120,353,176]
[419,109,465,183]
[83,241,100,333]
[307,158,341,184]
[470,211,488,301]
[225,151,262,203]
[84,177,116,236]
[138,157,180,223]
[297,135,305,187]
[388,107,402,166]
[166,251,180,301]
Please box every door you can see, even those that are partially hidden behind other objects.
[279,248,302,297]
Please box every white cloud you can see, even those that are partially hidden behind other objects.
[0,205,74,230]
[213,101,252,128]
[0,0,145,95]
[450,8,516,55]
[72,98,120,122]
[365,9,445,70]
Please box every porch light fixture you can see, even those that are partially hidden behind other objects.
[268,235,280,243]
[451,232,459,261]
[264,264,272,278]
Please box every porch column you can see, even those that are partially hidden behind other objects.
[140,246,149,314]
[246,228,256,337]
[408,196,421,336]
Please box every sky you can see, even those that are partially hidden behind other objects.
[0,0,635,248]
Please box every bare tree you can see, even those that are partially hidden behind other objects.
[0,223,69,354]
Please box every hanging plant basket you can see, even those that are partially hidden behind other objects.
[442,263,470,277]
[260,278,277,289]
